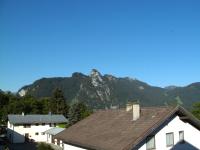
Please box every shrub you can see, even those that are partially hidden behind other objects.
[37,142,54,150]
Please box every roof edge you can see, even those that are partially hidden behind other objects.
[129,106,200,149]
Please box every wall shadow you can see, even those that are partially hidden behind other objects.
[171,140,199,150]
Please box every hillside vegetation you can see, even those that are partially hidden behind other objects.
[17,69,200,109]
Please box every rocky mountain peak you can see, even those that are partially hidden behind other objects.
[16,70,200,109]
[18,89,27,97]
[90,69,101,77]
[90,69,103,87]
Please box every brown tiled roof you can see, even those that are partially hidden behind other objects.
[55,106,200,150]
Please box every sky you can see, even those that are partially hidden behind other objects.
[1,0,200,92]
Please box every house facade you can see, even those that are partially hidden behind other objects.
[45,127,65,146]
[55,104,200,150]
[138,115,200,150]
[7,113,67,143]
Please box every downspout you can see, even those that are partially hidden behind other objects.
[12,124,14,143]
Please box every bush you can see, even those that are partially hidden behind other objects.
[37,142,54,150]
[192,102,200,120]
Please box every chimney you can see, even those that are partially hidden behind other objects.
[126,102,141,120]
[126,103,133,111]
[132,103,140,121]
[22,112,24,116]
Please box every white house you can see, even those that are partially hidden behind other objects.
[45,127,65,146]
[55,104,200,150]
[7,113,67,143]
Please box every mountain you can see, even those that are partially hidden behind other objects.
[0,89,3,93]
[18,69,200,109]
[164,85,179,90]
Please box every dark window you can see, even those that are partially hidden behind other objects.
[179,131,184,142]
[42,123,45,126]
[49,123,56,127]
[23,124,31,128]
[35,132,39,135]
[41,132,45,135]
[166,132,174,147]
[25,133,29,142]
[35,123,39,126]
[146,136,155,150]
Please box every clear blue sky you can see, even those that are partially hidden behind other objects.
[1,0,200,92]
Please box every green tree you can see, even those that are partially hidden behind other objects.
[192,102,200,120]
[38,98,51,114]
[0,92,9,106]
[37,142,54,150]
[0,92,10,124]
[50,88,69,117]
[68,101,92,125]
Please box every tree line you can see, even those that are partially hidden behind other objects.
[0,89,200,126]
[0,88,92,126]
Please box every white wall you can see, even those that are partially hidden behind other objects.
[64,143,86,150]
[47,134,52,143]
[138,116,200,150]
[7,121,54,143]
[7,121,25,143]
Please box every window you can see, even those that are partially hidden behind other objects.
[166,132,174,147]
[41,132,45,135]
[35,132,39,135]
[179,131,184,142]
[49,123,56,127]
[146,136,155,150]
[25,133,29,141]
[35,123,39,126]
[42,123,45,126]
[23,124,31,128]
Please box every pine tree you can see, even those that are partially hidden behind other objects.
[50,88,69,117]
[68,101,92,125]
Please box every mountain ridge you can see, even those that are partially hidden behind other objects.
[17,69,200,109]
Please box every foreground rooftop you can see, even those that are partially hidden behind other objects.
[55,106,200,150]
